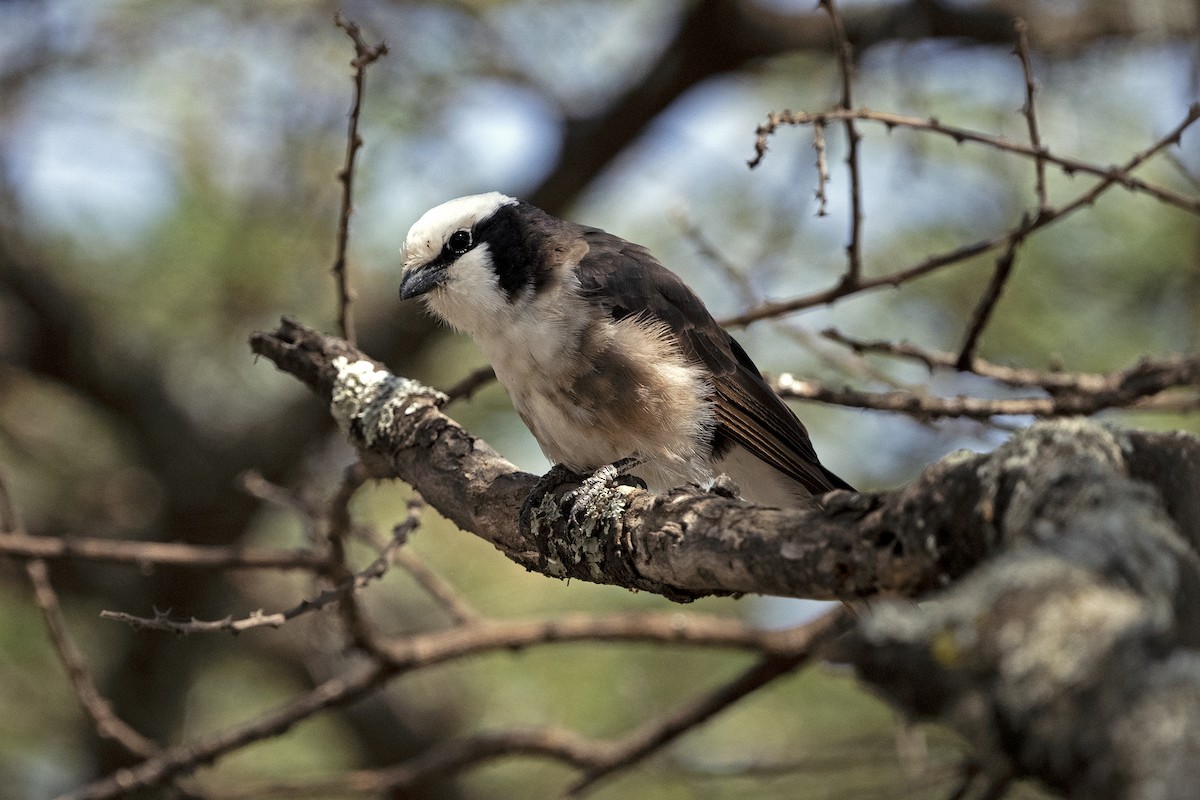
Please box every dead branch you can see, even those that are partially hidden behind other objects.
[566,608,850,795]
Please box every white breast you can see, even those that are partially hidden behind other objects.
[422,249,717,493]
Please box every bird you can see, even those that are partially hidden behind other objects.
[398,192,852,507]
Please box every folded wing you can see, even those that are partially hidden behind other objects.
[574,227,852,495]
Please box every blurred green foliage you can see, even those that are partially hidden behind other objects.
[0,0,1195,797]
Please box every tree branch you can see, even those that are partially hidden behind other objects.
[772,352,1200,420]
[839,423,1200,799]
[249,318,1200,606]
[250,319,989,602]
[0,529,328,570]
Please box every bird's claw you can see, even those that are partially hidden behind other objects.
[520,458,645,533]
[567,457,644,520]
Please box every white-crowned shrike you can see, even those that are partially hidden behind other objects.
[399,192,851,507]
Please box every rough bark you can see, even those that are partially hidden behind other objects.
[839,423,1200,800]
[250,319,1200,798]
[251,319,988,602]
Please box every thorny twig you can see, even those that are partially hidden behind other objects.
[773,352,1200,420]
[1014,18,1048,211]
[344,494,482,625]
[819,0,864,285]
[728,104,1200,327]
[953,20,1047,368]
[955,214,1028,369]
[749,106,1200,215]
[812,121,830,216]
[331,12,388,344]
[99,493,425,636]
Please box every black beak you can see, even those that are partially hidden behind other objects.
[399,263,447,300]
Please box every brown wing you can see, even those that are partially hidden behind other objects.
[573,226,852,494]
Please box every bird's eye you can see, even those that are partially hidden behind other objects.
[447,229,472,255]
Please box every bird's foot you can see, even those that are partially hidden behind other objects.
[568,457,645,520]
[520,463,580,533]
[520,458,645,533]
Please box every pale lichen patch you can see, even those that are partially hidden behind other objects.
[330,357,446,447]
[527,481,632,583]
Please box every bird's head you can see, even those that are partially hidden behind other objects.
[400,192,573,335]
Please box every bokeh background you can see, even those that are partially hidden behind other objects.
[1,0,1197,798]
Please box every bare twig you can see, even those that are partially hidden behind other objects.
[955,215,1028,369]
[672,209,758,307]
[822,329,1200,395]
[773,353,1200,420]
[240,469,322,544]
[729,104,1200,326]
[330,12,388,343]
[324,460,368,585]
[207,610,849,799]
[812,121,830,216]
[99,607,292,635]
[328,461,398,652]
[27,560,161,759]
[443,365,497,405]
[27,559,211,800]
[56,662,394,800]
[565,607,851,796]
[0,530,327,570]
[748,107,1200,215]
[1013,19,1048,211]
[100,493,423,636]
[341,490,481,624]
[374,612,819,671]
[0,470,18,532]
[211,727,606,798]
[819,0,864,285]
